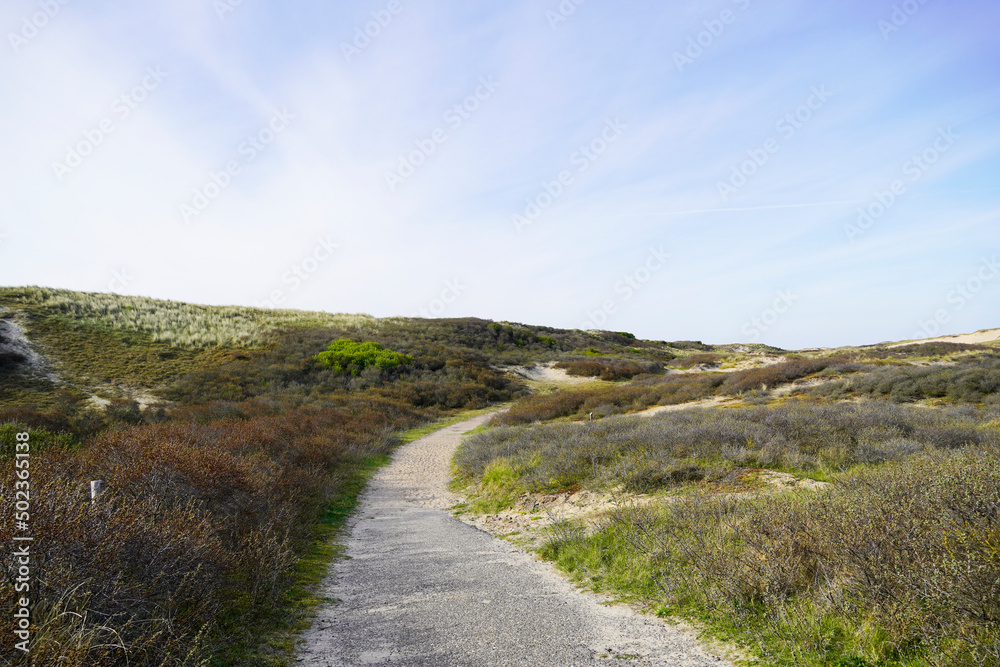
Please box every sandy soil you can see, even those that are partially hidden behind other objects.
[667,354,787,375]
[507,362,597,386]
[463,469,828,552]
[85,389,166,411]
[459,488,656,548]
[635,396,739,416]
[0,315,57,381]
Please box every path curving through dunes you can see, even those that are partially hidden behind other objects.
[296,413,734,666]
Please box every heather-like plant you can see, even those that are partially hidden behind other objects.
[458,401,999,492]
[542,447,1000,665]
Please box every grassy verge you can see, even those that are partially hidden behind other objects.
[210,453,388,666]
[220,407,498,666]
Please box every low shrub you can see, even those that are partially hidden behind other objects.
[850,341,992,360]
[0,405,413,665]
[809,354,1000,403]
[667,353,724,369]
[492,373,724,426]
[459,401,999,492]
[544,447,1000,665]
[720,358,835,394]
[554,359,661,381]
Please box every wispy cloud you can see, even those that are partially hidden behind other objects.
[1,0,998,348]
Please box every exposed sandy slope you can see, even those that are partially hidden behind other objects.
[459,488,656,548]
[507,361,596,385]
[888,328,1000,348]
[297,414,735,666]
[667,354,787,374]
[463,469,828,552]
[0,315,56,381]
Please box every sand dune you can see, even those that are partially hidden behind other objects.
[890,328,1000,348]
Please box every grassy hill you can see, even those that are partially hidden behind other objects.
[1,285,998,666]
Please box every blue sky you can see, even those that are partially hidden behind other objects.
[1,0,998,348]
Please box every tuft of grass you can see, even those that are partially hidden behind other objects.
[468,460,523,513]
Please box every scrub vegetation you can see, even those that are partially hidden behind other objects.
[3,285,997,665]
[456,341,1000,666]
[0,286,683,666]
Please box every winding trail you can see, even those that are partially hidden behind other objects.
[296,414,733,666]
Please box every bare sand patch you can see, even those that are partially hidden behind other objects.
[507,361,599,386]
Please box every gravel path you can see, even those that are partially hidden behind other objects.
[296,414,734,666]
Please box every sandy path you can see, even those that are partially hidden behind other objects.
[296,414,733,666]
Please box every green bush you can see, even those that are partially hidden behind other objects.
[314,339,413,375]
